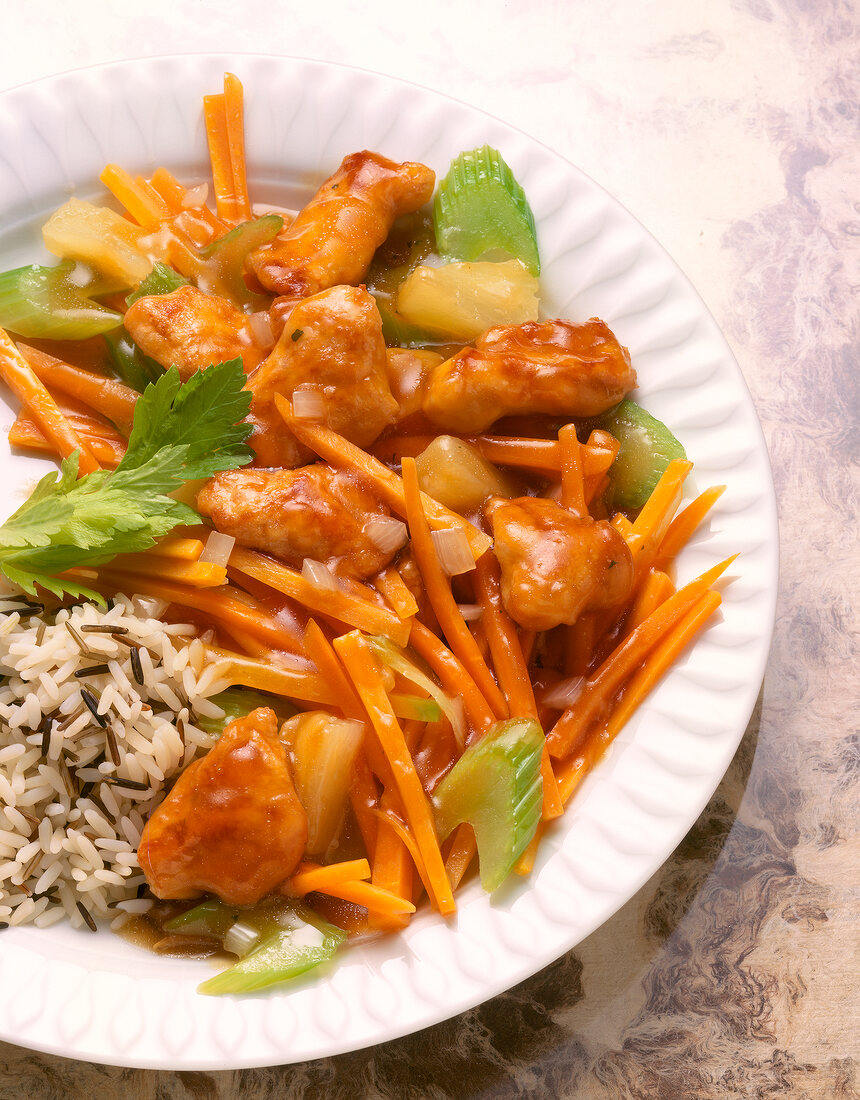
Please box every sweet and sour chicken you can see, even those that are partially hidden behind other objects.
[138,709,307,906]
[246,151,435,297]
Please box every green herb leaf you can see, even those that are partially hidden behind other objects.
[0,360,253,599]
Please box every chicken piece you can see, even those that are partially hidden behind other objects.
[246,151,435,297]
[246,284,398,468]
[423,318,637,434]
[487,497,634,632]
[138,708,307,906]
[123,285,267,380]
[197,465,403,579]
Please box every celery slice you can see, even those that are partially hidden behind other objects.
[195,686,297,737]
[199,214,283,309]
[433,718,544,892]
[389,692,442,723]
[0,260,123,339]
[104,328,165,393]
[125,262,188,307]
[164,897,240,938]
[434,147,540,276]
[367,635,465,747]
[598,399,687,510]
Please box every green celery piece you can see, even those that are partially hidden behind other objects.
[367,635,464,747]
[433,717,544,893]
[365,210,438,348]
[597,399,687,510]
[434,147,540,276]
[165,898,241,938]
[104,328,165,394]
[196,687,297,736]
[125,262,189,307]
[389,692,442,723]
[197,909,346,996]
[0,260,123,339]
[200,215,283,309]
[0,360,253,601]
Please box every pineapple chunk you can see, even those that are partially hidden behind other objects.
[396,259,539,342]
[415,435,518,513]
[43,197,152,286]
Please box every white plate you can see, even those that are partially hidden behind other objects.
[0,55,778,1069]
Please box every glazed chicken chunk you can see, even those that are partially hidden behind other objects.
[123,285,267,380]
[487,497,635,632]
[246,150,435,297]
[423,318,637,434]
[197,465,405,580]
[138,708,307,906]
[246,283,398,468]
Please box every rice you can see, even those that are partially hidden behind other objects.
[0,593,227,931]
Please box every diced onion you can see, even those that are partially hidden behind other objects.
[223,920,261,958]
[181,182,209,208]
[456,603,484,622]
[363,515,408,556]
[541,676,585,709]
[431,527,476,576]
[199,530,236,567]
[252,202,298,221]
[248,310,275,348]
[302,558,339,590]
[291,385,326,421]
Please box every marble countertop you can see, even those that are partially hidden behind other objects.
[0,1,857,1096]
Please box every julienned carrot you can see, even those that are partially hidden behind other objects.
[228,545,411,647]
[473,553,539,720]
[100,164,167,229]
[625,459,693,572]
[274,394,492,559]
[444,823,477,890]
[149,537,205,562]
[373,807,431,902]
[89,569,307,656]
[333,631,455,915]
[373,566,419,620]
[105,552,227,588]
[223,73,251,223]
[18,344,138,436]
[288,859,370,894]
[349,749,380,863]
[546,556,736,759]
[9,412,126,468]
[301,619,365,722]
[583,429,620,503]
[558,423,586,516]
[200,646,335,706]
[626,569,675,633]
[401,458,507,722]
[654,485,727,569]
[203,93,238,224]
[314,879,417,917]
[0,330,101,475]
[513,823,543,876]
[409,618,495,734]
[149,166,229,236]
[370,791,415,930]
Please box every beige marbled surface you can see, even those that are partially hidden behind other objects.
[0,0,858,1096]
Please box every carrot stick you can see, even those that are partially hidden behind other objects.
[349,749,380,862]
[334,631,455,915]
[372,807,431,903]
[624,459,693,578]
[370,791,415,930]
[18,345,138,436]
[513,823,543,876]
[100,164,167,228]
[654,485,727,568]
[0,330,101,475]
[274,394,492,559]
[401,458,507,721]
[9,411,126,467]
[105,553,227,588]
[558,423,586,516]
[473,552,536,720]
[90,569,307,656]
[444,823,477,891]
[149,167,230,235]
[301,618,365,721]
[229,545,411,647]
[149,537,205,561]
[546,556,736,759]
[288,858,370,894]
[223,73,251,223]
[314,879,416,917]
[626,569,675,633]
[203,93,238,224]
[373,566,419,620]
[408,620,494,734]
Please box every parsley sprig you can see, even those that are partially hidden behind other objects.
[0,359,253,601]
